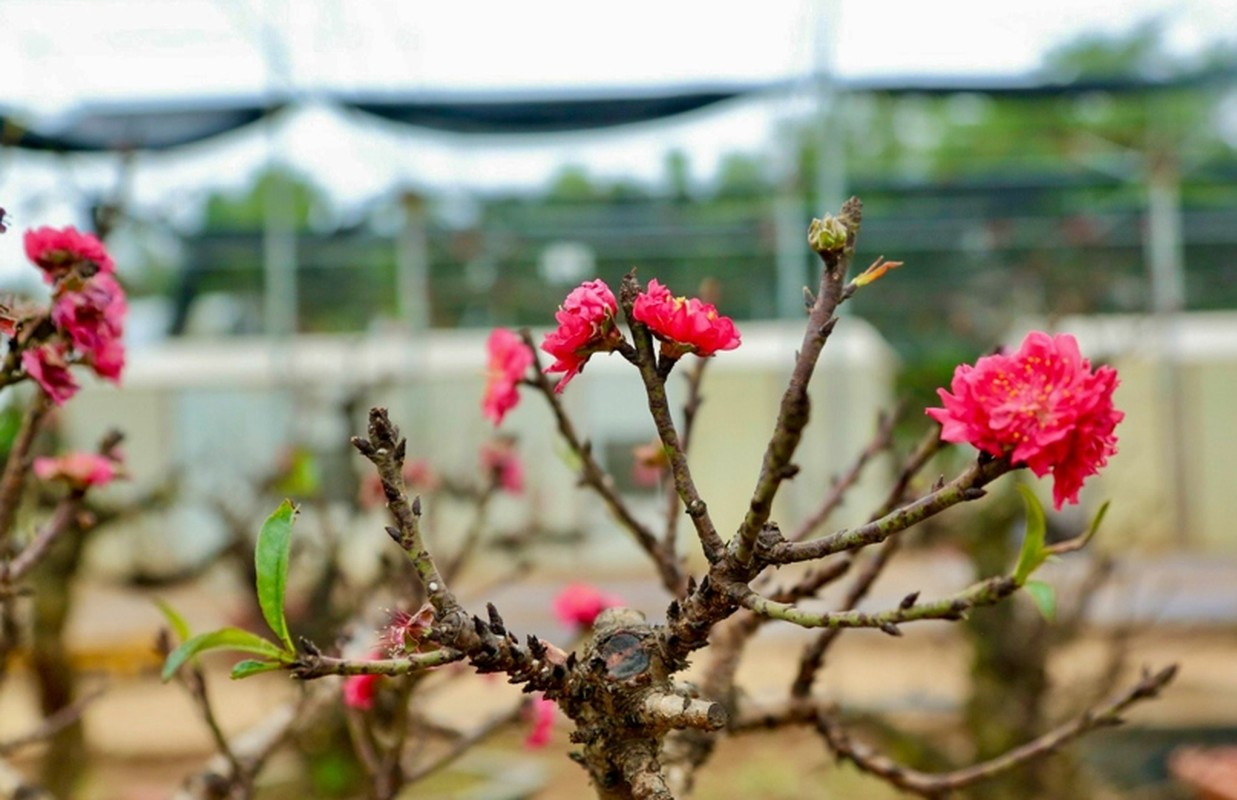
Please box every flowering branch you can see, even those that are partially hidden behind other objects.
[733,198,863,566]
[618,272,726,566]
[520,331,685,594]
[817,664,1178,797]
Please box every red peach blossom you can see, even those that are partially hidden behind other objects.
[540,279,621,392]
[632,279,740,358]
[482,328,533,425]
[926,331,1123,509]
[21,343,80,405]
[33,452,121,488]
[24,226,115,284]
[552,582,624,629]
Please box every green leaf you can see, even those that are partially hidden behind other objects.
[154,599,191,644]
[256,500,297,651]
[1013,485,1049,585]
[161,627,291,682]
[1025,580,1057,621]
[230,658,285,679]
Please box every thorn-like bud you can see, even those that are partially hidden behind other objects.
[686,575,697,594]
[932,475,946,492]
[486,603,506,635]
[879,622,903,637]
[412,496,422,516]
[566,651,578,670]
[394,438,407,463]
[962,488,987,500]
[899,591,920,610]
[667,600,680,621]
[384,526,401,544]
[351,437,374,457]
[527,635,546,658]
[472,616,489,637]
[808,214,849,253]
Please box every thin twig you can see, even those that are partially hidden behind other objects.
[0,391,51,550]
[619,273,726,568]
[520,330,685,595]
[662,356,710,556]
[765,456,1014,565]
[789,406,901,543]
[402,703,525,784]
[817,664,1178,797]
[733,199,863,566]
[0,685,106,756]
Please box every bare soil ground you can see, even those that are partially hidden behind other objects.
[1,551,1234,798]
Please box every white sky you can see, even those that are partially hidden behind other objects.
[0,0,1233,243]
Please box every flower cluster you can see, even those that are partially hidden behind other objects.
[482,328,533,425]
[926,331,1123,509]
[633,278,740,358]
[540,279,621,392]
[13,226,126,404]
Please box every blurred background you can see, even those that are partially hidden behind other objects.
[0,1,1235,798]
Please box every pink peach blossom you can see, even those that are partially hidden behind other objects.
[33,452,121,488]
[342,673,380,711]
[24,226,115,284]
[21,343,79,405]
[632,279,740,358]
[482,328,533,425]
[552,582,624,629]
[524,693,557,749]
[926,331,1123,509]
[540,279,621,392]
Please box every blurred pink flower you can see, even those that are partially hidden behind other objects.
[480,439,523,494]
[21,343,79,405]
[33,451,121,488]
[482,328,533,425]
[342,673,380,711]
[541,279,621,392]
[632,279,740,358]
[553,582,623,630]
[24,226,114,285]
[926,331,1123,509]
[524,693,556,749]
[631,440,669,489]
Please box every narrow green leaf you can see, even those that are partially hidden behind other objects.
[1025,580,1057,621]
[1013,485,1048,585]
[1084,500,1110,545]
[154,599,191,644]
[161,627,291,682]
[256,500,297,651]
[230,659,285,680]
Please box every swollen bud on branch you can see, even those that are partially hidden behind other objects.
[808,214,849,253]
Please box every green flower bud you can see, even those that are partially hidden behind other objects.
[807,215,848,253]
